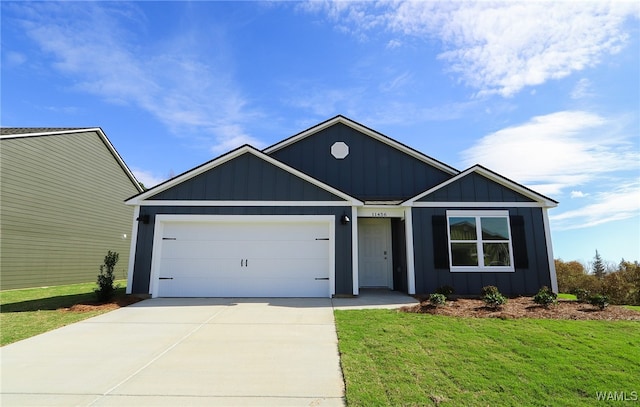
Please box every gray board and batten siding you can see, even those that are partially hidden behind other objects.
[412,207,551,296]
[416,171,536,203]
[148,150,344,202]
[130,148,355,295]
[411,170,552,296]
[267,122,454,201]
[0,129,142,290]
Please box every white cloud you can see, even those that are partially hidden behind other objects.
[571,78,595,100]
[131,168,166,189]
[570,191,588,199]
[305,1,639,97]
[5,51,27,67]
[551,182,640,230]
[18,2,261,153]
[386,39,402,49]
[461,111,639,196]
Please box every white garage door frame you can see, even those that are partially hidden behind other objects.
[149,214,336,298]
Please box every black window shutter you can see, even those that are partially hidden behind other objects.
[510,215,529,269]
[432,215,449,269]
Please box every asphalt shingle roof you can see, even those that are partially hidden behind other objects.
[0,127,91,136]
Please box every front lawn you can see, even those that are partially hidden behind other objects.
[334,309,639,406]
[0,281,128,346]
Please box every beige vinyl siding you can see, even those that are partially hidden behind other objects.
[1,131,140,290]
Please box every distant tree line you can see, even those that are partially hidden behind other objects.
[555,251,640,305]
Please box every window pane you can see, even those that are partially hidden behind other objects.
[483,243,511,266]
[481,217,509,240]
[449,217,477,240]
[451,243,478,266]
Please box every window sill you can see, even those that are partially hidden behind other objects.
[450,267,515,273]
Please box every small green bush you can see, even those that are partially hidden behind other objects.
[481,286,507,309]
[429,293,447,307]
[588,294,609,310]
[533,286,557,308]
[573,288,590,303]
[95,251,120,302]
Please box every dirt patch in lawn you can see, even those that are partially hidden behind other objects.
[402,297,640,321]
[59,295,144,313]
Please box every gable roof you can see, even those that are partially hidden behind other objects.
[403,164,558,208]
[125,144,363,205]
[0,127,143,193]
[263,115,459,176]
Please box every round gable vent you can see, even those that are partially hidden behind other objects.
[331,142,349,159]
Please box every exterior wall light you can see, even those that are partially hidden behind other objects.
[341,213,350,225]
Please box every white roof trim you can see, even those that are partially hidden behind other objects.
[126,145,363,205]
[1,127,143,193]
[263,115,459,175]
[403,165,558,208]
[138,200,353,207]
[0,128,99,139]
[412,201,547,208]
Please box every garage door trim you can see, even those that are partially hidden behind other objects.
[149,215,336,298]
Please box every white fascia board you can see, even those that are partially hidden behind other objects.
[2,128,144,193]
[412,201,547,208]
[95,128,144,193]
[403,165,558,208]
[138,200,354,207]
[263,116,459,176]
[126,145,362,206]
[0,128,100,139]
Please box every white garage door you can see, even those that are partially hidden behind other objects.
[152,216,333,297]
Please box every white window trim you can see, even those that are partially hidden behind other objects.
[446,210,515,273]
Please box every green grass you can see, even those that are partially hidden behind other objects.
[1,281,127,346]
[335,309,639,407]
[558,293,577,300]
[624,305,640,312]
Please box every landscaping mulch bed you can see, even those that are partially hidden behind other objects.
[60,295,144,313]
[402,297,640,321]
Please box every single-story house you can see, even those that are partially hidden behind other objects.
[0,128,143,290]
[125,116,558,298]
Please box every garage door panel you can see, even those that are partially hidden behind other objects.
[160,279,328,298]
[154,218,332,298]
[163,222,329,241]
[160,241,245,259]
[158,258,328,280]
[161,240,328,261]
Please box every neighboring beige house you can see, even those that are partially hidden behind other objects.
[0,128,143,290]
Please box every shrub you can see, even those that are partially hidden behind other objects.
[481,286,507,309]
[435,285,455,298]
[533,286,557,308]
[573,288,590,303]
[95,251,120,302]
[428,293,447,307]
[601,261,640,305]
[588,294,609,310]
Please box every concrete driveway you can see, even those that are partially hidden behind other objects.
[0,298,345,406]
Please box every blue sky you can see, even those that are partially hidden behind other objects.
[2,1,639,266]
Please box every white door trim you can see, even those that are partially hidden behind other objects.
[149,215,336,298]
